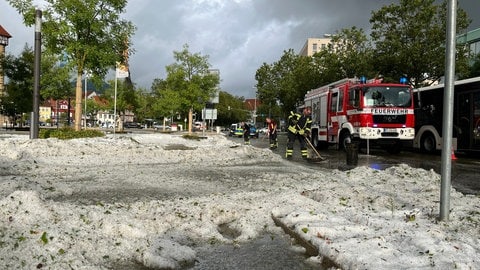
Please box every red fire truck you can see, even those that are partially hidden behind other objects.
[304,77,415,153]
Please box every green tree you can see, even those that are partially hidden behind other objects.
[255,63,277,112]
[40,53,73,102]
[154,44,219,133]
[274,49,301,112]
[1,45,74,126]
[8,0,135,131]
[304,27,376,90]
[469,53,480,77]
[370,0,470,87]
[133,87,156,124]
[0,45,35,125]
[329,27,375,79]
[150,78,182,124]
[255,49,321,115]
[255,29,374,118]
[311,49,343,84]
[215,91,249,126]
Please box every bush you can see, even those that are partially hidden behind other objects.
[39,128,105,139]
[182,134,207,140]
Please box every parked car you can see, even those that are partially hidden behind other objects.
[258,127,268,134]
[101,122,114,128]
[124,122,141,128]
[249,125,259,138]
[228,124,243,137]
[153,123,170,130]
[228,123,258,138]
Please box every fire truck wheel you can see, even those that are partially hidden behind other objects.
[339,131,351,151]
[311,133,328,150]
[420,132,436,153]
[311,133,319,148]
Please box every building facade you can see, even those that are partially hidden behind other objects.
[457,27,480,63]
[299,36,334,56]
[0,24,12,126]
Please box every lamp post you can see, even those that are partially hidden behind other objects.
[31,10,42,139]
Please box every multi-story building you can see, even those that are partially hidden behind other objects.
[39,105,52,123]
[42,98,75,125]
[457,27,480,63]
[0,24,12,126]
[299,35,334,56]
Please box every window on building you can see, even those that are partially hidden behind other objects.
[469,41,480,57]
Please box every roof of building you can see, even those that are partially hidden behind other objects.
[0,25,12,38]
[457,27,480,43]
[244,98,260,111]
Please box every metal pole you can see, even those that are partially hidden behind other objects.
[439,0,457,221]
[84,73,87,128]
[31,9,42,139]
[254,95,257,126]
[254,88,257,126]
[113,74,117,136]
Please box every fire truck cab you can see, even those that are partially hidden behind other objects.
[304,77,415,153]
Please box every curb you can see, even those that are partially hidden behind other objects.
[271,214,341,269]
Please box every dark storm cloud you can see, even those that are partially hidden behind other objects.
[1,0,479,98]
[126,0,400,97]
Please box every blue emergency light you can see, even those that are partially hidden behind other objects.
[360,76,367,84]
[400,77,408,84]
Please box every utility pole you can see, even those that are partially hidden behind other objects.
[31,9,42,139]
[439,0,456,221]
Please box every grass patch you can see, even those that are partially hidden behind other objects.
[182,134,207,140]
[39,128,105,139]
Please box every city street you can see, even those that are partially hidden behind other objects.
[229,131,480,195]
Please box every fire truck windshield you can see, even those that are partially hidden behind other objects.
[363,86,411,108]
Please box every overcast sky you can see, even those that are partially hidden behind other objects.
[1,0,479,98]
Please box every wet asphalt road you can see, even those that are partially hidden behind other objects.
[232,131,480,196]
[116,128,479,196]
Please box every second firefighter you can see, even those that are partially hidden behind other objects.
[285,106,312,159]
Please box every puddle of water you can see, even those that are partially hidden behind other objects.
[191,233,323,270]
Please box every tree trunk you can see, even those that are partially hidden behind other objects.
[74,72,83,131]
[188,108,193,134]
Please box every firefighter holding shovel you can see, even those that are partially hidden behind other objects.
[285,106,312,159]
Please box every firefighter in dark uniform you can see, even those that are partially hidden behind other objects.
[241,122,251,145]
[266,117,278,149]
[285,106,312,159]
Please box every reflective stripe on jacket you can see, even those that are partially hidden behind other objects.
[287,111,312,134]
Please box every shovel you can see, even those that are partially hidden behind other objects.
[304,134,326,162]
[295,123,326,162]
